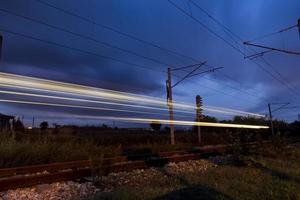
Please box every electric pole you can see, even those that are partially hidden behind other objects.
[196,95,203,144]
[268,103,274,136]
[268,102,290,136]
[32,116,35,128]
[166,63,223,145]
[167,67,175,145]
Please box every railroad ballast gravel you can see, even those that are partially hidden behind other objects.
[0,159,215,200]
[0,182,98,200]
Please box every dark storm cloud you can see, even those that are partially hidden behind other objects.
[0,0,299,123]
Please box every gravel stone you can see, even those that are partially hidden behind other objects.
[0,159,216,199]
[0,181,98,200]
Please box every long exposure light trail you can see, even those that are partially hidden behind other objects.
[0,90,195,115]
[0,99,175,116]
[42,114,269,129]
[0,72,178,106]
[0,72,264,117]
[0,82,262,117]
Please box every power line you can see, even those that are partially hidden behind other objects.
[243,41,300,56]
[32,0,270,103]
[34,0,200,63]
[0,27,263,105]
[170,0,300,99]
[168,0,244,55]
[0,8,174,67]
[247,24,298,42]
[3,6,254,101]
[0,27,166,74]
[188,0,244,42]
[187,0,299,85]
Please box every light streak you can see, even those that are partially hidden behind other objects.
[92,116,269,129]
[0,98,196,118]
[0,72,265,117]
[37,114,269,129]
[0,90,195,115]
[0,82,263,117]
[0,98,171,116]
[0,72,177,106]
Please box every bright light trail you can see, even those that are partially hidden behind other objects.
[0,72,178,106]
[40,114,269,129]
[0,90,195,115]
[0,98,172,116]
[0,72,264,117]
[0,83,262,117]
[0,98,196,118]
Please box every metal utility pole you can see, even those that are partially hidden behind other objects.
[32,117,35,128]
[196,95,203,144]
[268,103,275,136]
[268,102,290,136]
[167,67,175,145]
[166,63,223,145]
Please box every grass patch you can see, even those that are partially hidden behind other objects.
[0,133,191,168]
[91,144,300,200]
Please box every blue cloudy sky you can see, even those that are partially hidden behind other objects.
[0,0,299,126]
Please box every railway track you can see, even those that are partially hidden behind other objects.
[0,144,231,191]
[0,139,298,192]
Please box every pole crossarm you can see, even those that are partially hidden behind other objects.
[247,24,298,42]
[244,49,274,59]
[270,103,290,113]
[281,106,299,109]
[243,41,300,56]
[170,62,206,71]
[171,62,206,88]
[186,67,224,79]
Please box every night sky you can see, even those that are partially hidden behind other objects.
[0,0,299,126]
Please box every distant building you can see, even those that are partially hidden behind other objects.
[0,113,14,132]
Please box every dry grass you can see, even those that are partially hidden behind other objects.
[92,142,300,200]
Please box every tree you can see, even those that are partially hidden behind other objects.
[150,121,162,132]
[202,115,218,122]
[40,121,49,131]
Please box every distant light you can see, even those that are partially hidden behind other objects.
[27,126,32,130]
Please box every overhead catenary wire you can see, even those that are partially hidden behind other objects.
[34,0,263,92]
[0,27,166,74]
[246,24,298,43]
[5,3,261,100]
[34,0,201,63]
[169,0,300,99]
[30,0,273,104]
[0,6,263,103]
[0,26,265,106]
[168,0,245,55]
[0,7,175,67]
[186,0,299,90]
